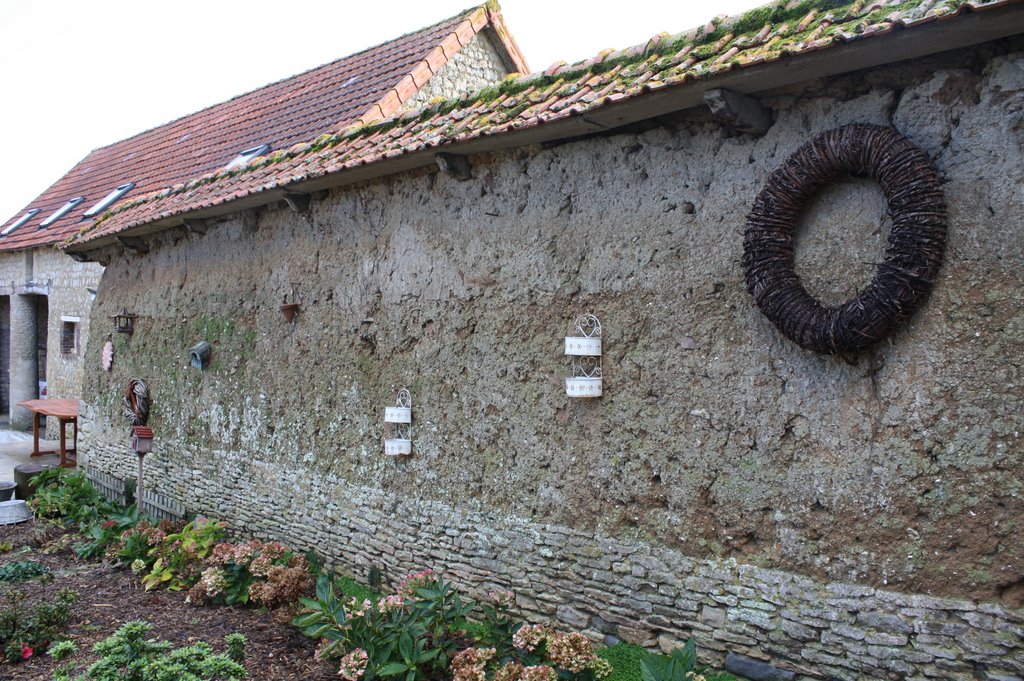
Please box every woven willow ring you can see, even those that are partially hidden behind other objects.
[743,124,947,354]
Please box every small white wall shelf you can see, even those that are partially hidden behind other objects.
[384,388,413,456]
[565,314,603,397]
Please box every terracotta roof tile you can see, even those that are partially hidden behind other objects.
[71,0,1022,250]
[2,4,527,252]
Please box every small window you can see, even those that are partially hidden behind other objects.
[225,144,270,170]
[61,321,79,356]
[1,209,40,236]
[84,182,135,217]
[40,198,85,228]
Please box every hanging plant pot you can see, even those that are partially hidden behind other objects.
[384,439,412,456]
[280,303,300,323]
[384,407,412,424]
[564,336,602,356]
[565,377,603,397]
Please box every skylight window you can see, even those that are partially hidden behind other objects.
[40,198,85,228]
[225,144,270,170]
[84,182,135,217]
[1,209,40,237]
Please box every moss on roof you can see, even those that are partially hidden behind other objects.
[73,0,1011,245]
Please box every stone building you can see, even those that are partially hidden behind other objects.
[0,3,525,430]
[67,0,1024,678]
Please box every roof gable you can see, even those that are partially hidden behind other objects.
[1,3,525,252]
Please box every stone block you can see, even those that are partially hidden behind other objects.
[725,653,797,681]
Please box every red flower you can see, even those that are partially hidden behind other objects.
[102,520,117,529]
[20,642,32,659]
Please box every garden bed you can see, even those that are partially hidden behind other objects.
[0,519,336,680]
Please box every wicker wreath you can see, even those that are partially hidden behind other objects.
[743,124,946,354]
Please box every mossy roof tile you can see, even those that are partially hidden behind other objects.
[70,0,1022,250]
[2,3,529,252]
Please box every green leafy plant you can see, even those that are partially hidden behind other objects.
[141,518,225,591]
[48,638,78,660]
[0,560,50,582]
[83,620,246,681]
[0,587,78,662]
[640,639,699,681]
[224,633,246,664]
[599,643,645,681]
[295,571,610,681]
[30,469,114,527]
[75,506,143,560]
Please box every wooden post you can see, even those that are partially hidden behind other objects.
[136,453,145,511]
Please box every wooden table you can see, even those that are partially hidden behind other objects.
[15,398,78,468]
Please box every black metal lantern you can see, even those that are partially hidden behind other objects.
[112,308,137,335]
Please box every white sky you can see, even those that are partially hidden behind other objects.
[0,0,763,223]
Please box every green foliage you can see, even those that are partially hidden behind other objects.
[599,643,646,681]
[48,639,78,660]
[84,620,246,681]
[640,639,698,681]
[0,587,77,662]
[0,560,50,582]
[296,572,610,681]
[0,540,13,553]
[141,518,225,591]
[30,469,115,527]
[224,633,246,664]
[75,505,143,561]
[294,572,469,680]
[336,574,381,603]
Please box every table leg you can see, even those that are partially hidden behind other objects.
[31,413,40,457]
[59,420,67,468]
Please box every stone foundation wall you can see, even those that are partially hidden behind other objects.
[75,438,1024,680]
[80,40,1024,679]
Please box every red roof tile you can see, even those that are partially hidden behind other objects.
[2,4,527,252]
[69,0,1024,251]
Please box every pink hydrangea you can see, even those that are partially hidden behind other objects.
[338,648,369,680]
[521,665,557,681]
[377,594,404,614]
[512,624,551,652]
[450,647,495,681]
[546,632,597,673]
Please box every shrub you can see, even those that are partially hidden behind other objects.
[83,620,246,681]
[30,469,114,526]
[0,560,50,582]
[141,517,225,591]
[639,640,702,681]
[0,587,77,662]
[294,570,471,680]
[294,571,609,681]
[186,539,312,608]
[48,639,78,660]
[599,643,645,681]
[75,506,144,561]
[224,633,246,664]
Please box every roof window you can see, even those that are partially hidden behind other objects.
[40,198,85,228]
[225,144,270,170]
[84,182,135,217]
[1,209,41,237]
